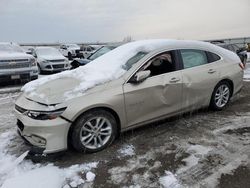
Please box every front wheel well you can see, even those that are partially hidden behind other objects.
[67,107,121,146]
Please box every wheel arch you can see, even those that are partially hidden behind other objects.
[67,106,121,146]
[210,78,234,104]
[218,78,234,97]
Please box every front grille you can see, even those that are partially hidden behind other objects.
[0,62,30,69]
[0,74,31,82]
[17,119,24,131]
[15,105,27,114]
[0,59,29,63]
[49,59,65,63]
[52,64,64,69]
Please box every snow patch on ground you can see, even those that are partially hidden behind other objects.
[0,130,98,188]
[109,145,179,187]
[201,155,249,188]
[2,166,64,188]
[86,171,96,182]
[159,171,181,188]
[247,52,250,62]
[177,144,211,174]
[118,144,135,157]
[243,65,250,81]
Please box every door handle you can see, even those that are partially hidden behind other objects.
[208,69,216,74]
[169,77,180,83]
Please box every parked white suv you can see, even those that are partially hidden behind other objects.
[33,47,70,74]
[59,44,80,59]
[0,42,38,84]
[79,45,96,58]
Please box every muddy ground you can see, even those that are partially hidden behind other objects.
[0,81,250,188]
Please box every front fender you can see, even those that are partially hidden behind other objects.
[61,88,127,128]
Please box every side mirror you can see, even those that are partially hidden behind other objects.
[129,70,151,83]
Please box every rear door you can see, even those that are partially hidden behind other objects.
[179,49,220,111]
[123,50,183,127]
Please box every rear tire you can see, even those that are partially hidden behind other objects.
[210,81,232,111]
[70,110,118,153]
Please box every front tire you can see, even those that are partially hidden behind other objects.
[210,81,232,110]
[70,110,118,153]
[68,52,73,60]
[37,65,43,75]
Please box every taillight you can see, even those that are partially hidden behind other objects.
[239,62,245,70]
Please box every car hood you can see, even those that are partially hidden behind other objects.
[25,77,81,105]
[24,76,114,105]
[38,55,65,61]
[0,51,33,60]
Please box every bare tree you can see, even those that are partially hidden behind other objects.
[122,36,133,43]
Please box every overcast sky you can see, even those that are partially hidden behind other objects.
[0,0,249,43]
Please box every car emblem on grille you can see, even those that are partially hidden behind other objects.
[9,61,17,65]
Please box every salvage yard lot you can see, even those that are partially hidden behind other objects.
[0,66,250,188]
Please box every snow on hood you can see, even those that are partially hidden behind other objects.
[0,51,33,59]
[38,55,66,61]
[21,40,179,103]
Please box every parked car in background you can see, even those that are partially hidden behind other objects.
[22,46,35,55]
[70,45,118,69]
[77,45,96,58]
[217,43,248,65]
[33,47,70,74]
[59,44,80,60]
[15,39,243,155]
[0,42,38,84]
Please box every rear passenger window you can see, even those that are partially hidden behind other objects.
[207,52,221,63]
[180,49,208,69]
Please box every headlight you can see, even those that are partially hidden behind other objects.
[26,108,67,120]
[30,58,37,66]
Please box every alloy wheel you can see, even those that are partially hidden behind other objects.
[214,84,230,108]
[80,117,112,149]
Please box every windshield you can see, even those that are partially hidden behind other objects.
[122,52,148,70]
[0,44,24,53]
[36,48,62,56]
[88,46,116,60]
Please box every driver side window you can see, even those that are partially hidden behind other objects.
[141,51,176,77]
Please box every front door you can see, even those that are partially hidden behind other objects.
[123,50,183,127]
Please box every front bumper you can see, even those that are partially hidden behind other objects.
[14,109,71,154]
[0,68,38,83]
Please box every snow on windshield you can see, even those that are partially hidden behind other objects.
[36,47,62,56]
[0,44,24,53]
[22,40,174,101]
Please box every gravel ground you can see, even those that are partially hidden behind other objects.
[0,79,250,187]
